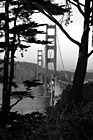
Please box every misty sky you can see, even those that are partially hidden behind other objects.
[15,3,93,71]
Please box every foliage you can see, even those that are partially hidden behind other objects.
[0,111,45,140]
[0,82,93,140]
[23,80,43,91]
[82,81,93,102]
[7,112,33,140]
[36,105,93,139]
[22,0,70,15]
[0,0,50,126]
[34,83,93,140]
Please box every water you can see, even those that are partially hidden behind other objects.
[0,84,50,114]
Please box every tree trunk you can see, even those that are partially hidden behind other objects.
[8,16,17,112]
[8,50,15,107]
[71,0,90,105]
[71,47,88,104]
[1,0,9,127]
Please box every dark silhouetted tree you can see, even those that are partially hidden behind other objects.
[0,0,54,127]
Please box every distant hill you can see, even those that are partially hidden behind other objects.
[1,60,93,84]
[13,61,73,84]
[14,61,93,83]
[14,61,37,83]
[85,72,93,82]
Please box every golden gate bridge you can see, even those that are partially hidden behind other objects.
[12,21,93,114]
[36,24,71,106]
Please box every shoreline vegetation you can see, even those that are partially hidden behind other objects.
[0,83,50,114]
[0,87,93,140]
[0,61,93,84]
[0,82,93,139]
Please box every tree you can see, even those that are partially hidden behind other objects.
[0,0,51,127]
[21,0,93,105]
[1,0,10,126]
[70,0,92,104]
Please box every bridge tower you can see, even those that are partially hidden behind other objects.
[37,50,43,82]
[44,24,57,105]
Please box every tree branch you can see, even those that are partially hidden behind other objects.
[9,98,23,110]
[87,50,93,58]
[68,0,85,17]
[32,2,80,47]
[73,0,85,7]
[45,12,80,46]
[75,0,85,17]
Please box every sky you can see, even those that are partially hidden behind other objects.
[15,2,93,71]
[1,1,93,71]
[15,5,83,71]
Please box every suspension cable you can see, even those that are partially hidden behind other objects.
[49,49,54,70]
[56,30,66,77]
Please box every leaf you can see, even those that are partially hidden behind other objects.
[0,12,5,21]
[0,42,5,49]
[19,44,30,49]
[0,49,4,53]
[23,80,43,88]
[0,67,3,71]
[22,0,69,15]
[11,90,34,99]
[12,82,19,88]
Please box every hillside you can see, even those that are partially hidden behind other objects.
[14,61,37,83]
[13,61,73,84]
[14,61,93,83]
[1,61,93,84]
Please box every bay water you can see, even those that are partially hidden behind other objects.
[0,84,50,114]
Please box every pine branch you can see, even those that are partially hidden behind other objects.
[68,0,85,17]
[33,2,80,47]
[10,98,23,110]
[87,50,93,58]
[22,0,69,15]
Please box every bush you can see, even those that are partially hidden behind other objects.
[0,111,45,140]
[1,82,93,140]
[35,83,93,140]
